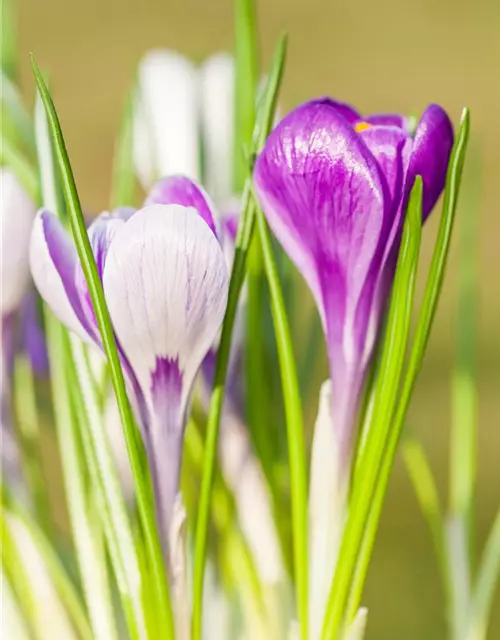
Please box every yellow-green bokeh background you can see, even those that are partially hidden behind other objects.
[17,0,499,637]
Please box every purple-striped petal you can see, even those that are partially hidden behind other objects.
[406,104,454,220]
[102,204,229,541]
[73,209,135,338]
[29,210,93,345]
[145,175,219,238]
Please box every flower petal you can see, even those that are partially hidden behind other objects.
[1,169,36,314]
[145,175,219,237]
[319,97,360,123]
[136,50,200,184]
[406,103,454,220]
[358,125,412,215]
[103,204,229,536]
[29,210,93,344]
[200,52,235,203]
[73,209,136,338]
[364,113,409,131]
[103,204,228,397]
[254,98,387,338]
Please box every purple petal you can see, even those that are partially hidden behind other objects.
[364,113,410,131]
[74,210,134,338]
[30,210,94,344]
[254,99,388,340]
[406,104,454,221]
[145,175,219,237]
[315,97,360,124]
[358,125,412,213]
[148,356,184,552]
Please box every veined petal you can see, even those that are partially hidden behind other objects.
[1,169,36,314]
[254,98,387,338]
[74,208,135,338]
[308,380,347,640]
[136,50,200,183]
[200,52,235,204]
[29,210,92,344]
[103,204,228,535]
[406,104,454,220]
[145,175,219,237]
[358,125,412,213]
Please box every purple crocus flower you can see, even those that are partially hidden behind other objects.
[254,98,453,462]
[29,199,229,559]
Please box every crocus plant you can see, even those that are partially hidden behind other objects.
[5,1,498,640]
[254,98,454,466]
[30,196,229,561]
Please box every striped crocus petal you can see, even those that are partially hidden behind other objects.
[200,52,235,204]
[145,175,219,238]
[134,50,200,187]
[29,209,95,345]
[1,169,36,315]
[102,204,228,549]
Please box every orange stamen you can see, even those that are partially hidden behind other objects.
[354,121,371,133]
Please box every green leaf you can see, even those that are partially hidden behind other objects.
[110,92,136,208]
[234,0,259,192]
[344,108,471,627]
[31,56,174,639]
[322,177,424,639]
[402,438,447,581]
[449,149,480,552]
[190,34,288,640]
[1,71,36,150]
[0,134,39,201]
[1,0,17,80]
[34,93,118,640]
[255,198,308,639]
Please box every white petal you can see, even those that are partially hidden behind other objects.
[1,169,36,314]
[29,210,92,344]
[308,379,347,640]
[102,203,229,408]
[169,495,190,640]
[136,50,200,184]
[345,607,368,640]
[200,53,235,203]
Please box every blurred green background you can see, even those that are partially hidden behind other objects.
[16,0,499,637]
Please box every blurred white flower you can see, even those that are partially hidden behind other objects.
[1,169,36,315]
